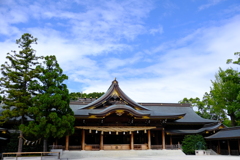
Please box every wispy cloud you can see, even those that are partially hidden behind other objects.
[150,25,164,35]
[199,0,224,10]
[83,15,240,102]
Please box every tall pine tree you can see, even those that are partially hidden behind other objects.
[20,55,75,152]
[0,33,41,152]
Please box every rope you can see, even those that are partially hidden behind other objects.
[75,126,156,132]
[19,136,42,146]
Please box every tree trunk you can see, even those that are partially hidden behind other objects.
[17,131,23,153]
[18,117,24,154]
[230,114,236,126]
[43,138,48,153]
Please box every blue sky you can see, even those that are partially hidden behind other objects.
[1,0,240,103]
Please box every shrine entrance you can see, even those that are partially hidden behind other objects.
[104,134,130,144]
[73,126,156,150]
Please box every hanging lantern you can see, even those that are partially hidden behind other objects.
[116,131,118,135]
[109,131,111,134]
[96,130,98,133]
[137,130,139,134]
[89,129,92,133]
[144,130,147,133]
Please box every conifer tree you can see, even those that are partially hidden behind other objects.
[20,55,75,152]
[0,33,41,152]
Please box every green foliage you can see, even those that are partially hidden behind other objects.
[182,134,206,155]
[20,55,75,140]
[0,33,42,152]
[0,33,41,124]
[227,52,240,65]
[209,68,240,126]
[180,52,240,126]
[0,95,2,103]
[70,92,104,100]
[180,67,240,126]
[222,119,232,127]
[179,96,213,119]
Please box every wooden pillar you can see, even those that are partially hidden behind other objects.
[65,135,69,150]
[148,130,151,150]
[238,139,240,155]
[218,140,221,154]
[100,132,104,150]
[227,140,231,155]
[81,129,85,150]
[170,135,172,149]
[130,132,134,150]
[162,128,166,149]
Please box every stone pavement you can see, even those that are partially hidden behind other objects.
[60,150,240,160]
[3,150,239,160]
[74,155,240,160]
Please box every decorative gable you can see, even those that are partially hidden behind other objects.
[80,79,149,111]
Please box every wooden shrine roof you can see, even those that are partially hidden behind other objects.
[69,80,217,124]
[205,126,240,140]
[166,122,224,135]
[80,79,149,110]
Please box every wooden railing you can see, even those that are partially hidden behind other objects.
[2,152,60,160]
[151,145,162,149]
[230,150,239,155]
[151,144,181,150]
[134,144,148,150]
[85,144,100,150]
[166,144,181,149]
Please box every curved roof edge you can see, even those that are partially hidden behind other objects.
[79,79,149,110]
[89,104,150,117]
[166,122,223,135]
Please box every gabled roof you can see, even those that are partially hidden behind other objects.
[80,79,149,110]
[70,80,218,123]
[205,126,240,140]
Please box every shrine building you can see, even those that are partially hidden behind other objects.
[60,79,223,151]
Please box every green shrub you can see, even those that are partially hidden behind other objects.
[182,134,206,155]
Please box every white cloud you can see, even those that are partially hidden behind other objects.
[149,25,164,35]
[82,15,240,103]
[199,0,225,10]
[104,55,142,70]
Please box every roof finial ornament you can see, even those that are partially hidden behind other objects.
[113,77,117,84]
